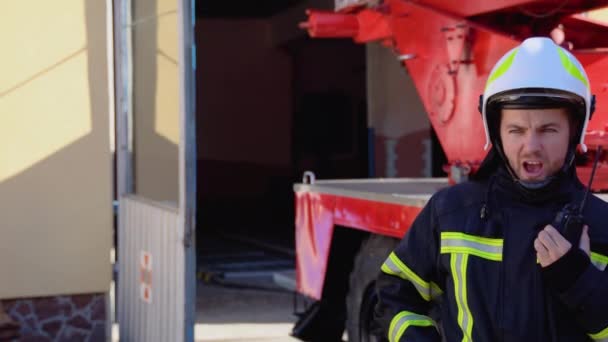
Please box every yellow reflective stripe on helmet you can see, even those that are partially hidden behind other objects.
[485,48,519,90]
[589,324,608,341]
[381,252,443,301]
[451,253,473,342]
[591,252,608,271]
[440,232,503,261]
[557,48,589,88]
[388,311,436,342]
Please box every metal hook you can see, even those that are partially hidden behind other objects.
[302,171,316,184]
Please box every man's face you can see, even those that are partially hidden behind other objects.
[499,108,571,182]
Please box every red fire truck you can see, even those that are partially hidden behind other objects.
[291,1,608,340]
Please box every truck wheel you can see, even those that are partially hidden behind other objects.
[346,235,399,342]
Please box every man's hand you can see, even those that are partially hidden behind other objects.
[534,225,590,267]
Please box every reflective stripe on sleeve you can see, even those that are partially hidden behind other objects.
[388,310,436,342]
[381,252,443,301]
[591,252,608,271]
[441,232,503,261]
[589,325,608,341]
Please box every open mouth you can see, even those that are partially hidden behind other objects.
[523,161,543,176]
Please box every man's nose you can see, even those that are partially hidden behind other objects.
[522,133,542,153]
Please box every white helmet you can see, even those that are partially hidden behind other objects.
[480,37,594,153]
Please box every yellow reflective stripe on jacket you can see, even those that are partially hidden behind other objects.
[381,252,443,301]
[591,252,608,271]
[589,324,608,341]
[451,253,473,342]
[536,252,607,270]
[441,233,502,341]
[388,310,436,342]
[440,232,503,261]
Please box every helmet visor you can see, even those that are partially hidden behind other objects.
[487,88,585,111]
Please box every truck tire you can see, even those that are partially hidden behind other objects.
[346,234,399,342]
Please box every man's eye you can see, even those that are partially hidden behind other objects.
[509,130,522,134]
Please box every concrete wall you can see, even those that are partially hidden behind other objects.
[367,42,432,177]
[132,0,180,203]
[0,0,112,299]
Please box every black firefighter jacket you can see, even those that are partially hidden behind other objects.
[374,167,608,342]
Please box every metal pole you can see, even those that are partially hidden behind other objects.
[177,0,196,340]
[115,0,134,199]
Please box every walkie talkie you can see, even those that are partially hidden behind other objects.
[552,146,602,247]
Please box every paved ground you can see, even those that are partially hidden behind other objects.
[112,234,301,341]
[194,232,299,341]
[195,283,298,342]
[112,280,300,342]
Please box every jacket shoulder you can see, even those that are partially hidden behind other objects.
[582,194,608,241]
[431,181,487,217]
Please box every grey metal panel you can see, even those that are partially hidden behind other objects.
[294,178,608,206]
[118,195,182,342]
[293,178,449,206]
[335,0,378,11]
[596,194,608,202]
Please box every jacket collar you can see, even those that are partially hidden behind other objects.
[473,147,583,206]
[491,164,582,206]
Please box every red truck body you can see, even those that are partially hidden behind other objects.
[295,179,446,299]
[292,1,608,340]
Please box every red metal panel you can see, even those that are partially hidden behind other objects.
[415,0,608,18]
[555,15,608,49]
[300,10,359,39]
[333,197,423,238]
[574,51,608,187]
[389,1,519,165]
[416,0,537,17]
[575,53,608,134]
[301,9,392,42]
[294,191,336,300]
[295,190,425,299]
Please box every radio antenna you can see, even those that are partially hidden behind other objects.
[579,145,603,214]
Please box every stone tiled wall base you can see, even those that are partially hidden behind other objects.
[2,293,106,341]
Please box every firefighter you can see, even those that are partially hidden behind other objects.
[374,36,608,341]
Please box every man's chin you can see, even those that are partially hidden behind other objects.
[517,173,548,183]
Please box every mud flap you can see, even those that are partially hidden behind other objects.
[291,300,345,342]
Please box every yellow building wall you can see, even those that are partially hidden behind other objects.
[0,0,112,298]
[132,0,180,204]
[588,8,608,22]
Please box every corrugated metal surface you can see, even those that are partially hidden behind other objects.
[118,195,184,342]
